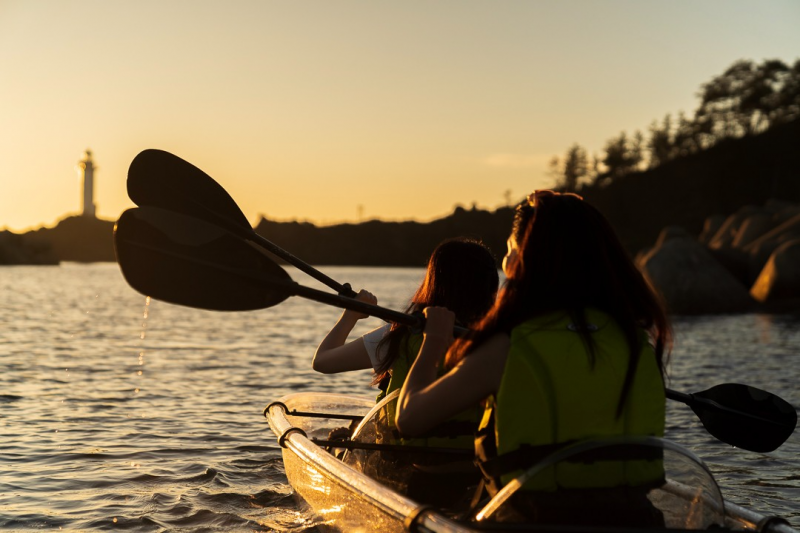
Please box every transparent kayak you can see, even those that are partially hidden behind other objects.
[265,392,796,533]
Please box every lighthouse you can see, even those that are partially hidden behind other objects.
[78,149,97,218]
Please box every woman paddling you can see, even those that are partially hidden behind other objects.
[313,237,499,508]
[396,191,671,525]
[313,237,499,399]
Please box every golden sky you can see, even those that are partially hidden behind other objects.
[1,0,799,231]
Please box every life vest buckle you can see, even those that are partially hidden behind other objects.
[567,322,598,332]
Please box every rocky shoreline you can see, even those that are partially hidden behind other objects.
[637,200,800,314]
[0,230,59,265]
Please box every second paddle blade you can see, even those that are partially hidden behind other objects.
[692,383,797,453]
[114,207,293,311]
[127,149,252,231]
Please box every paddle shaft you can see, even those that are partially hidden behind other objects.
[292,282,420,328]
[120,228,465,335]
[292,391,790,431]
[288,281,472,336]
[189,198,356,297]
[283,409,364,421]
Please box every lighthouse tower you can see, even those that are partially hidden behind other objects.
[78,149,96,218]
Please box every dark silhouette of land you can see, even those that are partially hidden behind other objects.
[5,216,116,265]
[0,230,59,265]
[255,206,515,267]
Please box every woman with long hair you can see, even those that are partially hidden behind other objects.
[396,191,671,524]
[313,237,500,509]
[313,236,499,395]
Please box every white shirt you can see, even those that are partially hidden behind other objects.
[361,323,392,370]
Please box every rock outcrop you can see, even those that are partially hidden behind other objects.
[24,215,116,263]
[638,228,755,314]
[750,240,800,306]
[0,231,59,265]
[638,200,800,314]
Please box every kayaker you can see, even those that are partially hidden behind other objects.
[396,190,671,525]
[312,237,499,396]
[312,237,499,509]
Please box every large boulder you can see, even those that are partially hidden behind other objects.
[638,231,755,314]
[742,212,800,281]
[750,239,800,306]
[731,212,776,248]
[705,207,775,285]
[698,215,726,245]
[708,205,770,250]
[767,200,800,225]
[706,246,752,287]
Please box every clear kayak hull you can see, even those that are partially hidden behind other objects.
[265,392,796,533]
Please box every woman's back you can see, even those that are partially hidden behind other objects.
[489,309,665,490]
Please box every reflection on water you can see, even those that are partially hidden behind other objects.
[0,263,798,531]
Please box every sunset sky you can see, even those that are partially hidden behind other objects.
[1,0,798,232]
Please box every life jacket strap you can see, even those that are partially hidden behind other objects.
[477,441,665,480]
[393,419,477,440]
[476,442,568,480]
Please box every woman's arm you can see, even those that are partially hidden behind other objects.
[312,290,377,374]
[395,307,510,437]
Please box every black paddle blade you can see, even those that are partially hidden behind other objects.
[690,383,797,453]
[127,149,252,232]
[114,207,293,311]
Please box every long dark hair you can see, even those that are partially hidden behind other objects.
[447,191,671,414]
[372,237,499,385]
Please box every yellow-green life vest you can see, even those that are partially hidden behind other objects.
[478,310,665,492]
[377,333,480,449]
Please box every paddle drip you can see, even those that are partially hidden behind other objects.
[136,296,151,395]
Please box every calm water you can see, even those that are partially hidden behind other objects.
[1,263,798,531]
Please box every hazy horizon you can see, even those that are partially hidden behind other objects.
[2,0,799,232]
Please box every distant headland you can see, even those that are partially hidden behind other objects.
[1,149,113,265]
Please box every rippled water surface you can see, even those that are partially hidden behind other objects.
[1,263,798,531]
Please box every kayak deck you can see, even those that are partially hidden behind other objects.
[265,392,797,533]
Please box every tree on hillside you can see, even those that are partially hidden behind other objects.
[595,131,643,183]
[771,59,800,124]
[550,143,589,192]
[547,57,800,182]
[647,114,674,168]
[672,111,703,157]
[695,59,792,140]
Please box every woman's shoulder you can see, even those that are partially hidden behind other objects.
[361,323,392,367]
[361,323,392,343]
[460,331,511,368]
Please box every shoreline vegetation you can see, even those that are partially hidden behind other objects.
[4,59,799,313]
